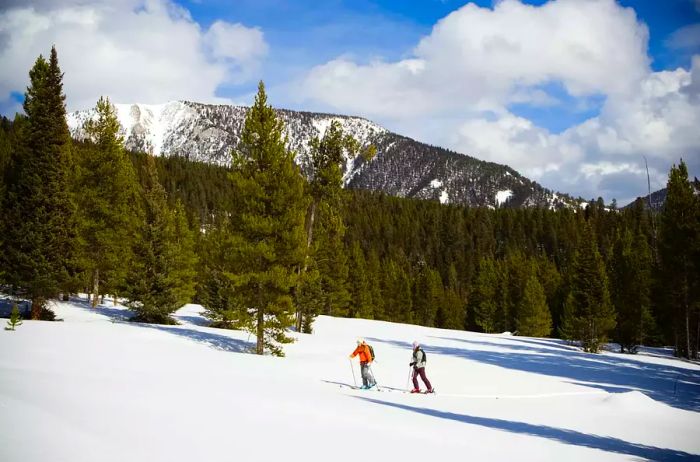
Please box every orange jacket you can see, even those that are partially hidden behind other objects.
[350,344,373,363]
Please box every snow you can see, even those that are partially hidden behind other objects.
[430,179,443,188]
[495,189,513,206]
[1,297,699,462]
[439,189,449,204]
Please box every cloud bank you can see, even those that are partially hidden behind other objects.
[0,0,268,113]
[297,0,699,203]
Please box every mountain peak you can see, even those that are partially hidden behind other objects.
[67,101,575,209]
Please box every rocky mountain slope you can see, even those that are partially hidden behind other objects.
[67,101,576,208]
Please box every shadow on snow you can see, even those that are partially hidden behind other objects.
[356,397,698,461]
[68,296,254,354]
[364,336,700,412]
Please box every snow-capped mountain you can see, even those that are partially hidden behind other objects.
[67,101,576,208]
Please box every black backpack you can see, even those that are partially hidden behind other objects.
[367,344,375,361]
[414,347,426,363]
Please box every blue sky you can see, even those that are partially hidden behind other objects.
[179,0,699,131]
[1,0,699,203]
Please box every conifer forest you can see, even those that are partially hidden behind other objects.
[1,47,699,358]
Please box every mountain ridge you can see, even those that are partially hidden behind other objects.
[67,100,578,209]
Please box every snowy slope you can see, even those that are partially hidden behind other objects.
[1,297,698,462]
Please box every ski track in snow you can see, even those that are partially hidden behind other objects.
[1,296,699,462]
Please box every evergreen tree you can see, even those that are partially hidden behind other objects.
[348,242,373,319]
[560,224,616,352]
[657,160,699,359]
[76,97,140,307]
[414,264,441,327]
[315,204,351,317]
[296,120,373,330]
[517,265,552,337]
[5,304,23,331]
[472,257,499,333]
[198,215,245,329]
[366,249,384,320]
[438,264,465,330]
[3,47,76,319]
[125,156,197,324]
[226,81,307,356]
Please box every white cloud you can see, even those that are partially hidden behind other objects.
[298,0,650,119]
[0,0,268,112]
[296,0,698,203]
[667,23,700,51]
[203,20,267,83]
[450,60,700,202]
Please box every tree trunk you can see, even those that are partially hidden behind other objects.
[294,200,318,332]
[62,293,70,302]
[114,295,118,306]
[256,306,264,355]
[303,200,317,273]
[695,314,699,360]
[30,296,44,320]
[685,273,691,359]
[91,269,99,308]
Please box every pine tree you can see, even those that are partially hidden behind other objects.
[348,242,373,319]
[5,304,23,331]
[414,264,441,327]
[472,257,499,333]
[3,47,76,319]
[658,160,700,359]
[315,204,351,317]
[438,264,465,330]
[517,265,552,337]
[560,223,616,352]
[125,156,197,324]
[198,215,245,329]
[76,97,140,307]
[296,120,373,330]
[610,229,654,352]
[226,81,307,356]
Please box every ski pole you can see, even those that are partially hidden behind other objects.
[349,358,357,387]
[369,364,380,390]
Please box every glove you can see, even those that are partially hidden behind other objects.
[349,355,353,359]
[409,362,416,366]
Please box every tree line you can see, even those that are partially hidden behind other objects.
[1,47,699,358]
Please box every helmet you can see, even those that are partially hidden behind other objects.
[412,340,419,348]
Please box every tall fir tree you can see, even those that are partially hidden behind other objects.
[517,265,552,337]
[76,97,140,307]
[413,264,441,327]
[226,81,307,356]
[348,241,373,319]
[560,223,616,352]
[3,47,76,319]
[125,156,197,324]
[657,160,699,359]
[610,229,654,353]
[295,120,373,330]
[315,203,351,317]
[472,257,499,333]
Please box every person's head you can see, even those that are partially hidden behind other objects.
[357,338,365,345]
[412,340,419,349]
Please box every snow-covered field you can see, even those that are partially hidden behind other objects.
[1,296,699,461]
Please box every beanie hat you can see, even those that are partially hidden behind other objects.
[412,340,419,348]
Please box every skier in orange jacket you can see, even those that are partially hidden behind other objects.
[349,338,376,389]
